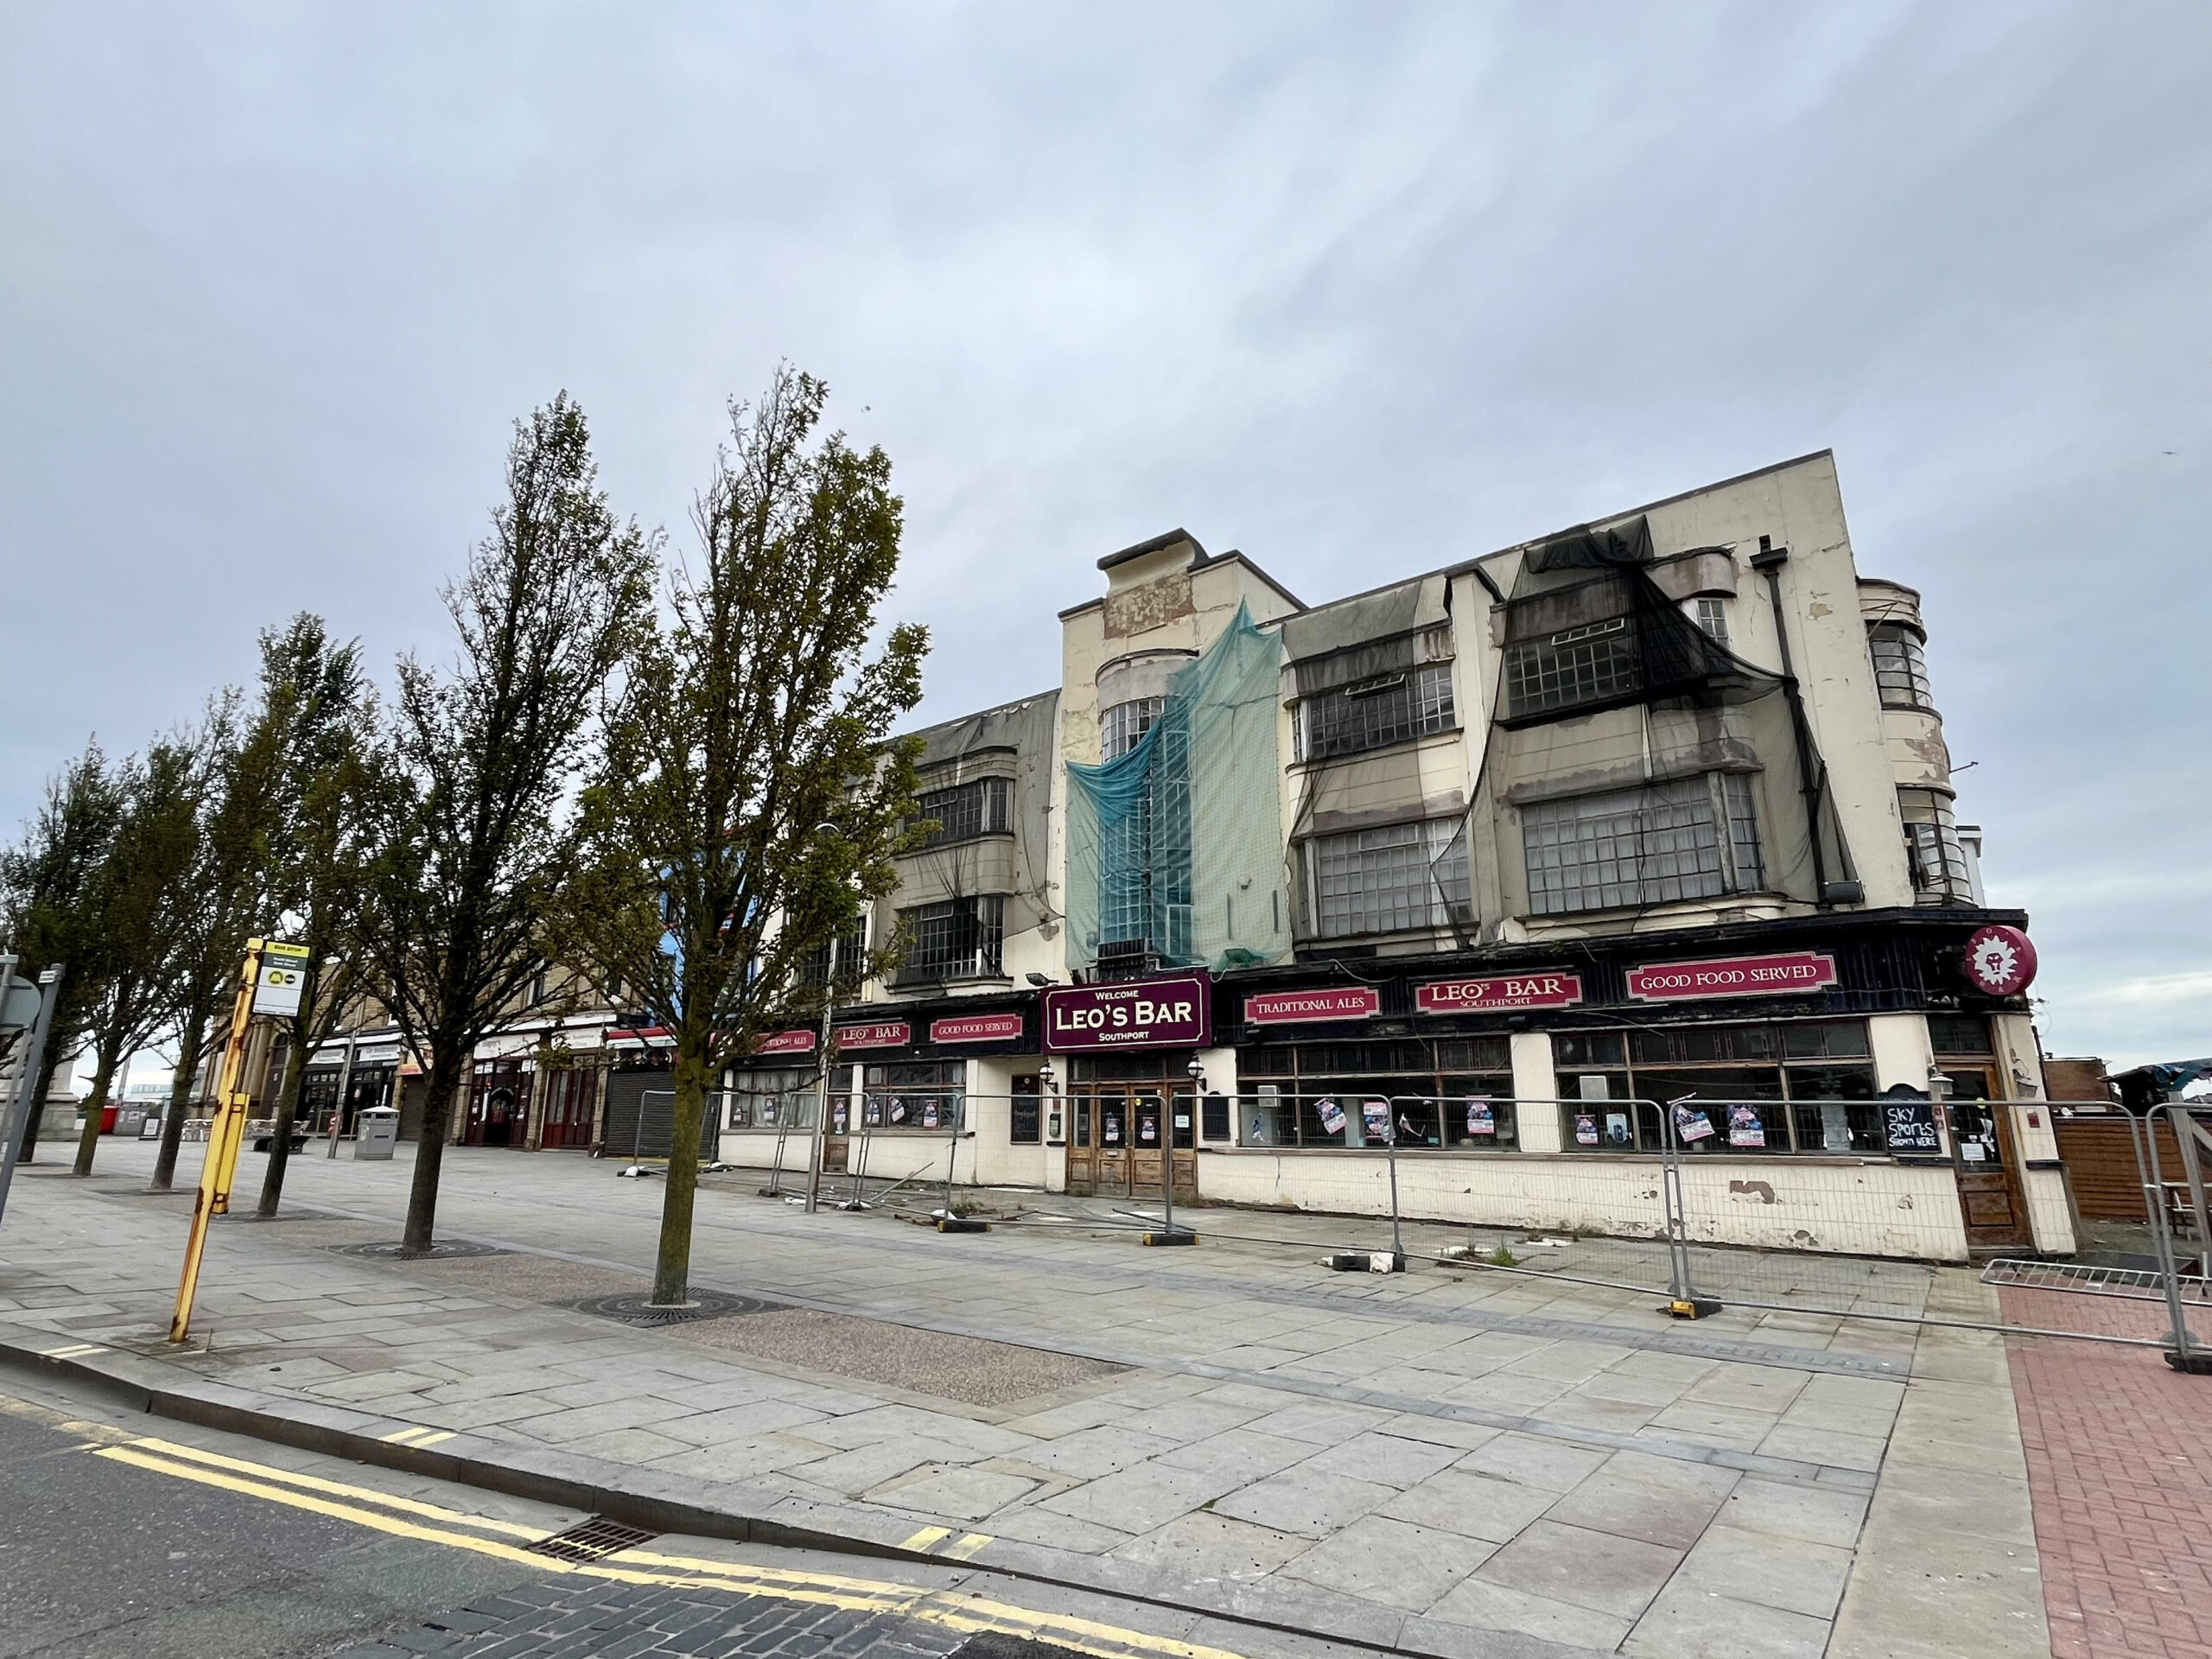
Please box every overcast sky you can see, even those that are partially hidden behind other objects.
[3,3,2207,1072]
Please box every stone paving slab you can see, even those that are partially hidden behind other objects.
[0,1141,2031,1657]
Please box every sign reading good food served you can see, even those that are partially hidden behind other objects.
[931,1011,1026,1045]
[1043,970,1211,1052]
[1414,972,1583,1013]
[1624,951,1837,1001]
[833,1021,911,1051]
[1243,987,1380,1026]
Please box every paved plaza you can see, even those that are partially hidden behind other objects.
[0,1140,2190,1656]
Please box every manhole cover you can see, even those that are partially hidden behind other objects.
[570,1290,776,1327]
[325,1239,509,1261]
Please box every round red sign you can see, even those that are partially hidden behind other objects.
[1963,925,2037,996]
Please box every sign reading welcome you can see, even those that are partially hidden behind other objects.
[1624,950,1838,1001]
[1044,970,1212,1052]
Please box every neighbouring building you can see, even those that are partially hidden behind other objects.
[293,449,2071,1263]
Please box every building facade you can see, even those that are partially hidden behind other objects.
[307,450,2068,1263]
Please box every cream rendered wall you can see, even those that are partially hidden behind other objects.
[969,1054,1048,1189]
[1637,457,1912,908]
[1194,1149,1974,1261]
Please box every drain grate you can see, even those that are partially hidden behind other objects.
[326,1238,509,1261]
[570,1289,777,1327]
[526,1516,658,1562]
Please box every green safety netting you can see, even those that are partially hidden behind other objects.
[1065,604,1289,975]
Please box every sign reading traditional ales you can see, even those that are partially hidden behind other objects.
[1624,950,1838,1001]
[1243,987,1380,1026]
[757,1029,817,1054]
[1414,972,1583,1014]
[1044,970,1211,1052]
[931,1011,1026,1045]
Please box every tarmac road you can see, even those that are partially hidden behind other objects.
[0,1374,1340,1659]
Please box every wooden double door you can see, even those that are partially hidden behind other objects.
[464,1061,531,1147]
[1942,1065,2033,1252]
[1065,1084,1197,1203]
[537,1068,598,1150]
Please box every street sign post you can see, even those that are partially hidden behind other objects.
[252,941,313,1019]
[170,938,268,1343]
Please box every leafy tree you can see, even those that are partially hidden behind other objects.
[556,366,928,1306]
[149,690,273,1191]
[359,394,652,1255]
[70,736,204,1176]
[0,745,124,1164]
[253,616,379,1217]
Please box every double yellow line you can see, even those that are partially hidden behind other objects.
[86,1433,1251,1659]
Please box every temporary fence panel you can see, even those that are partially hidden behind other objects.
[601,1074,718,1161]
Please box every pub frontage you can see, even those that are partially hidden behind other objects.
[816,906,2068,1264]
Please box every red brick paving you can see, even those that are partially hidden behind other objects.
[2002,1285,2212,1658]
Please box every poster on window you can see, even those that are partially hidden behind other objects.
[1138,1109,1159,1144]
[862,1097,882,1127]
[1363,1099,1392,1143]
[1673,1102,1716,1143]
[921,1101,940,1130]
[1574,1113,1599,1146]
[1726,1104,1766,1148]
[1606,1112,1631,1147]
[888,1098,908,1125]
[830,1104,846,1133]
[1103,1108,1123,1145]
[1319,1099,1348,1137]
[1465,1097,1496,1137]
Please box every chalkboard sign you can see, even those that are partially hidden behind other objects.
[1882,1094,1942,1153]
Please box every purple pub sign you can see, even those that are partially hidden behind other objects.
[1041,970,1212,1053]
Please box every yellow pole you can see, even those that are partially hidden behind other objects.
[169,938,264,1344]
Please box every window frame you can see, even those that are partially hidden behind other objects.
[1239,1036,1518,1152]
[1555,1019,1882,1154]
[1521,774,1764,917]
[893,893,1007,983]
[1101,697,1165,761]
[1300,816,1471,940]
[915,777,1012,849]
[1868,623,1935,711]
[1294,661,1457,763]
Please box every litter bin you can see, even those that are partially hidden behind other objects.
[353,1106,399,1160]
[114,1106,147,1137]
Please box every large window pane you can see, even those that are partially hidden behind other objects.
[1298,664,1456,761]
[1306,817,1469,938]
[895,895,1005,982]
[1868,625,1934,710]
[1522,776,1761,916]
[917,778,1010,848]
[1505,618,1643,718]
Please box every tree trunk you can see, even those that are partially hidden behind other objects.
[256,1026,309,1217]
[13,1037,67,1167]
[652,1039,711,1306]
[151,1004,212,1191]
[71,1049,120,1177]
[401,1054,461,1255]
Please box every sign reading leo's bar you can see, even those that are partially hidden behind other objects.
[931,1012,1026,1045]
[1043,970,1212,1052]
[833,1021,912,1051]
[1244,987,1380,1026]
[1414,972,1583,1013]
[1625,950,1838,1001]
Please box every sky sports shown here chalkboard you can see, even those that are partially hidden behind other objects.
[1881,1089,1942,1153]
